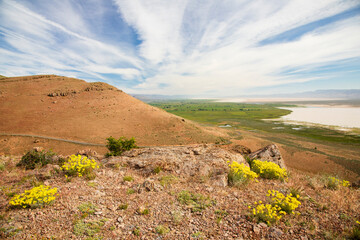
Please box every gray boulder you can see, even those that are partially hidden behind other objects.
[248,144,286,169]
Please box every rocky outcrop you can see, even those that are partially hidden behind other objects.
[232,144,251,155]
[249,144,286,169]
[102,144,248,187]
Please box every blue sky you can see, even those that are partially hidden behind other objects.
[0,0,360,97]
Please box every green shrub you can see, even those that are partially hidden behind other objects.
[118,203,128,210]
[0,162,5,171]
[177,190,215,212]
[17,149,55,169]
[78,202,97,215]
[73,219,106,237]
[349,221,360,240]
[251,160,287,180]
[159,175,177,187]
[123,176,133,182]
[106,136,137,156]
[155,225,169,235]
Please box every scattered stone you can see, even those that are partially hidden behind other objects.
[117,216,123,223]
[253,225,260,234]
[269,227,283,238]
[232,145,251,155]
[94,211,102,215]
[258,222,267,228]
[211,174,228,187]
[77,149,98,157]
[33,139,40,143]
[33,147,44,152]
[248,144,286,169]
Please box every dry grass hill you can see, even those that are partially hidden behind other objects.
[0,75,220,155]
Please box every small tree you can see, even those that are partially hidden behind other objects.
[106,136,137,156]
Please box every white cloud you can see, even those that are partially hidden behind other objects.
[113,0,360,96]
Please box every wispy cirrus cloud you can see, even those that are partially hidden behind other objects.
[1,0,360,96]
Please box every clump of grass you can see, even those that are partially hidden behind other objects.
[118,203,128,210]
[78,202,97,216]
[133,226,141,236]
[192,231,204,239]
[16,149,55,169]
[159,175,177,187]
[177,190,215,212]
[127,188,136,195]
[155,225,169,235]
[215,209,229,224]
[137,207,150,215]
[289,186,303,199]
[73,219,106,237]
[153,166,162,174]
[228,161,258,186]
[171,210,183,225]
[0,162,5,171]
[123,176,133,182]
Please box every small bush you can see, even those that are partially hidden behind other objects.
[61,155,99,178]
[123,176,133,182]
[178,190,215,212]
[266,190,301,214]
[159,175,177,187]
[228,161,258,186]
[133,226,141,236]
[251,160,287,181]
[0,162,5,171]
[127,188,136,194]
[78,202,97,215]
[155,225,169,235]
[249,202,283,225]
[73,219,106,237]
[106,136,137,156]
[325,176,350,190]
[17,149,55,169]
[137,207,150,215]
[9,185,57,208]
[118,203,128,210]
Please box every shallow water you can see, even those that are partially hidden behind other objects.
[279,107,360,128]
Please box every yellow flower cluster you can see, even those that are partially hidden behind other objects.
[249,201,285,225]
[9,185,57,208]
[266,190,301,214]
[251,160,287,180]
[357,220,360,225]
[328,176,350,188]
[61,154,99,177]
[229,161,258,181]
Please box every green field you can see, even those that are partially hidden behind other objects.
[151,100,360,145]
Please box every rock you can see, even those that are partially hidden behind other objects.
[33,139,40,143]
[300,236,308,240]
[77,149,98,157]
[258,222,267,228]
[104,145,247,178]
[269,227,283,238]
[253,225,260,234]
[33,147,44,152]
[248,144,286,169]
[232,145,251,155]
[117,216,123,223]
[94,211,102,215]
[211,174,228,187]
[142,179,163,192]
[35,164,60,179]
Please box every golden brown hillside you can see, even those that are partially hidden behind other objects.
[0,75,220,154]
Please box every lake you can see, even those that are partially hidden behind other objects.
[279,107,360,129]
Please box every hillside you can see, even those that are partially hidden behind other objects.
[0,75,220,154]
[0,145,359,239]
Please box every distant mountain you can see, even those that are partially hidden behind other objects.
[276,89,360,99]
[131,94,189,102]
